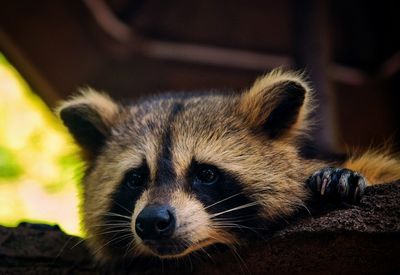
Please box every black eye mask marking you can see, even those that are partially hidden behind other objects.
[102,163,149,255]
[188,161,262,237]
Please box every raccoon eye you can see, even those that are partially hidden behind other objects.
[124,169,146,189]
[195,165,220,185]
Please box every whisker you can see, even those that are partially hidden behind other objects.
[229,244,249,274]
[113,201,133,215]
[210,201,260,218]
[93,222,132,228]
[212,215,252,221]
[70,238,87,249]
[212,223,266,231]
[96,228,133,236]
[128,240,142,259]
[187,251,193,271]
[200,247,213,262]
[273,211,291,225]
[54,236,74,262]
[211,222,268,241]
[102,212,132,220]
[123,239,136,258]
[298,201,313,217]
[203,192,243,210]
[211,217,256,224]
[93,233,133,256]
[212,219,256,226]
[212,215,257,223]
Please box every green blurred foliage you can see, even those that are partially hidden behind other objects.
[0,146,22,179]
[0,53,83,236]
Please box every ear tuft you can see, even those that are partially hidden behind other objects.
[239,69,313,138]
[57,88,120,159]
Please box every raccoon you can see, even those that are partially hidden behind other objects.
[58,70,400,265]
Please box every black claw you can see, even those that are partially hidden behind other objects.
[307,167,367,203]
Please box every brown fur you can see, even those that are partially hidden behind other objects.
[58,69,400,264]
[343,148,400,184]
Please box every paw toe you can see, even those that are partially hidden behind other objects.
[308,167,367,203]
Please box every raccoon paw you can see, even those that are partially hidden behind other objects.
[307,167,367,203]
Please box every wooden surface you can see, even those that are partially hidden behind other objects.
[1,181,399,274]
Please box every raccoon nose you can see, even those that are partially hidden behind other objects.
[135,205,176,240]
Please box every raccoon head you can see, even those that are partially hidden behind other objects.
[58,70,314,263]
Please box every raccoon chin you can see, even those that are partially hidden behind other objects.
[143,238,216,259]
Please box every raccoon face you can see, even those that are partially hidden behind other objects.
[58,70,313,262]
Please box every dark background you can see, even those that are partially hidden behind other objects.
[1,0,399,153]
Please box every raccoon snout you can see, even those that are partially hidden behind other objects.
[135,205,176,241]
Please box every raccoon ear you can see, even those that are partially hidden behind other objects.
[239,70,311,138]
[57,89,120,159]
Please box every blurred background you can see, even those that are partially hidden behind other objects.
[0,0,399,236]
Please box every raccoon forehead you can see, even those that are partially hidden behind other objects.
[90,95,234,171]
[94,90,297,182]
[108,95,240,147]
[109,93,270,147]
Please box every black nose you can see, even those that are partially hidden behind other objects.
[135,205,176,240]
